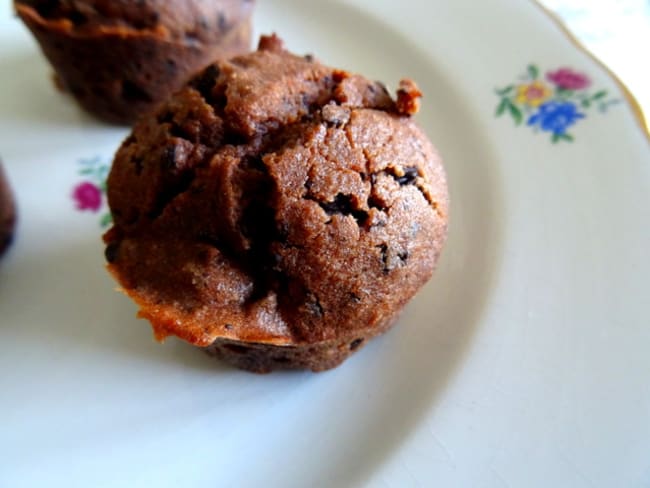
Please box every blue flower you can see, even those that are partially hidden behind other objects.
[527,100,585,135]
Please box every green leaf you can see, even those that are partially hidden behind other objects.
[560,133,574,142]
[591,90,608,100]
[556,87,574,98]
[581,99,591,108]
[496,98,508,117]
[507,101,523,125]
[552,132,574,144]
[496,85,515,96]
[100,213,113,228]
[527,64,539,80]
[79,168,95,176]
[79,157,100,167]
[598,99,621,113]
[96,166,109,184]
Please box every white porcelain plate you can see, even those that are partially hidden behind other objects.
[1,1,649,487]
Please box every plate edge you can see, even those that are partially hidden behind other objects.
[530,0,650,144]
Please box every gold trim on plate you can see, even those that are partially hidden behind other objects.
[531,0,650,143]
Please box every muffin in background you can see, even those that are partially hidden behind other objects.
[14,0,254,124]
[0,163,16,258]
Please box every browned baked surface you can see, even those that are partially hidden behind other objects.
[0,164,16,258]
[15,0,254,124]
[103,35,449,372]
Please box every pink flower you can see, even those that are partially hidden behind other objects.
[72,182,102,212]
[546,68,591,90]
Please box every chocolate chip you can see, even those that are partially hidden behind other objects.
[269,252,282,269]
[318,194,368,226]
[161,146,177,169]
[378,243,389,273]
[396,167,419,185]
[133,157,144,175]
[217,12,228,31]
[190,64,220,99]
[306,294,324,317]
[68,10,87,26]
[245,156,266,172]
[377,243,408,273]
[350,293,362,303]
[165,59,177,75]
[198,231,221,248]
[156,110,174,124]
[104,242,119,263]
[184,31,200,44]
[350,338,364,350]
[121,80,153,103]
[375,82,390,97]
[321,104,350,128]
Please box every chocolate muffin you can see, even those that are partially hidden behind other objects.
[103,35,449,372]
[0,163,17,258]
[15,0,254,124]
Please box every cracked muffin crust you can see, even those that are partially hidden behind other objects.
[15,0,254,124]
[0,163,17,258]
[103,35,449,372]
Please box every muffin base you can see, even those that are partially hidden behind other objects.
[203,314,398,373]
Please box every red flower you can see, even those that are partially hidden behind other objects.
[72,182,102,212]
[546,68,591,90]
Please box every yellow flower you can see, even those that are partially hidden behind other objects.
[515,81,552,107]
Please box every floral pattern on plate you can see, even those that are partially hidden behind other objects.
[72,156,112,227]
[495,65,619,143]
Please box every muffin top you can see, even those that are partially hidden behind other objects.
[15,0,254,41]
[104,35,448,347]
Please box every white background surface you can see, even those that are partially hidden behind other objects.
[540,0,650,116]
